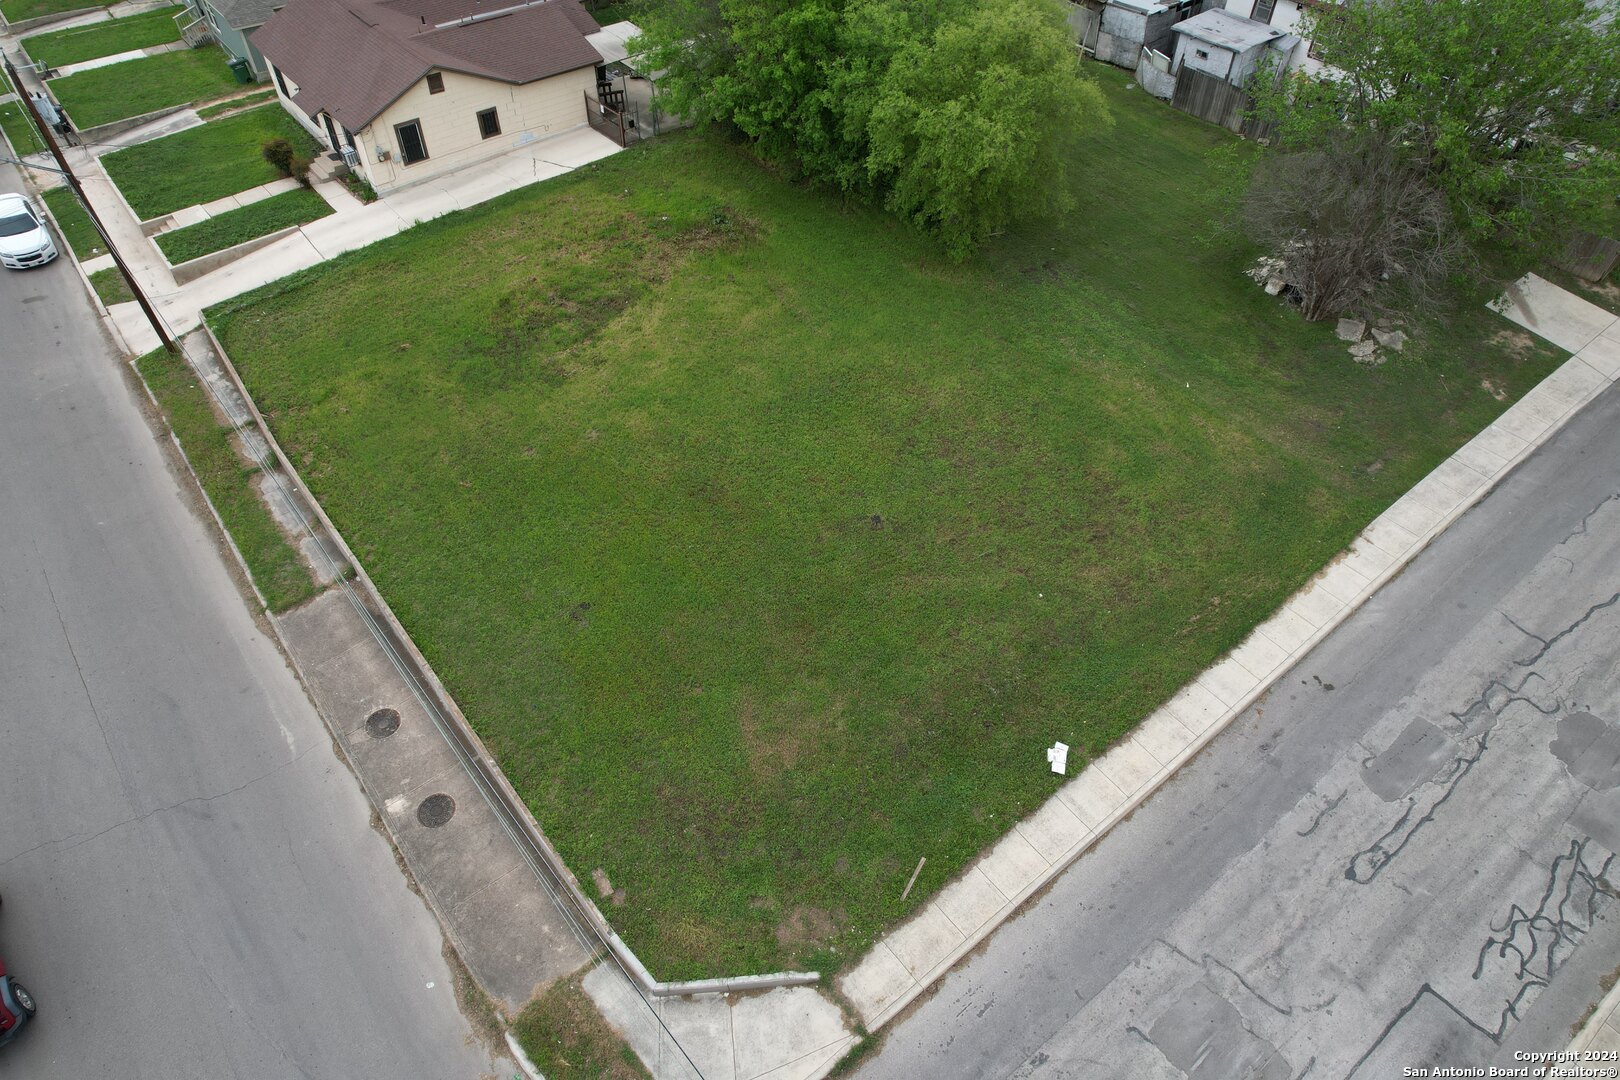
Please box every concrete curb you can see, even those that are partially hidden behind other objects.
[165,222,300,284]
[75,103,187,147]
[505,1031,546,1080]
[839,285,1620,1032]
[195,321,821,1000]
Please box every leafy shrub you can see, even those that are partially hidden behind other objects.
[261,136,294,177]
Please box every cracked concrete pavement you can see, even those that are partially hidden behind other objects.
[853,379,1620,1079]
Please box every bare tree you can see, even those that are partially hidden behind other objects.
[1243,130,1472,322]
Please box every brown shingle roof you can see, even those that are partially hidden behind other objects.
[251,0,602,131]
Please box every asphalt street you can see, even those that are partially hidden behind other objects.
[855,378,1620,1079]
[0,163,495,1078]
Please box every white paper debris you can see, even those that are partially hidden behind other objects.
[1047,741,1070,775]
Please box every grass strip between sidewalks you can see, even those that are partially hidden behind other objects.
[196,88,275,120]
[42,185,104,259]
[134,347,320,613]
[512,976,651,1080]
[88,265,131,306]
[156,187,333,264]
[21,6,183,68]
[0,69,45,156]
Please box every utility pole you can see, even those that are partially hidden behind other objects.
[2,53,175,353]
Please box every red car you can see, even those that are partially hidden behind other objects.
[0,892,36,1047]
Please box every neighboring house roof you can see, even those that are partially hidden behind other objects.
[252,0,603,131]
[209,0,282,31]
[584,19,639,66]
[1172,7,1288,51]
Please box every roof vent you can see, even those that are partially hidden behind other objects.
[433,0,551,29]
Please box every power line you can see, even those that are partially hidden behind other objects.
[1,50,174,353]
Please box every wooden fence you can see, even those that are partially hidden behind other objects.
[1557,231,1620,283]
[1170,66,1274,140]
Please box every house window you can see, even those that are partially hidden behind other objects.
[1195,48,1209,59]
[1252,0,1276,22]
[272,64,290,97]
[426,72,444,94]
[476,107,501,139]
[395,119,429,164]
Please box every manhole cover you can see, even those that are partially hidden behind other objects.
[365,708,400,738]
[417,793,455,828]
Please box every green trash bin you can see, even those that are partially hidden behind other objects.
[227,56,252,84]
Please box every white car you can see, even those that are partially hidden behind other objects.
[0,192,58,270]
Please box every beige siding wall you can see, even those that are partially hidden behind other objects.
[356,66,596,194]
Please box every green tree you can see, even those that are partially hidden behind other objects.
[864,0,1103,258]
[635,0,1107,258]
[1251,0,1620,251]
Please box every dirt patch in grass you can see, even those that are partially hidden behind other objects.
[776,905,840,953]
[1489,327,1543,359]
[511,974,650,1080]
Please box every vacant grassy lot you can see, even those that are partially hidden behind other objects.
[51,46,237,128]
[136,348,320,612]
[210,75,1562,978]
[0,0,101,22]
[41,185,102,258]
[22,6,182,67]
[157,188,332,264]
[103,105,320,220]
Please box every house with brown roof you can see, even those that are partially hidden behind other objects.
[252,0,608,195]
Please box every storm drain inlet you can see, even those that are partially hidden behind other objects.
[365,708,401,738]
[417,793,456,828]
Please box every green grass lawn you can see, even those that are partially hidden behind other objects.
[51,46,238,128]
[103,104,321,220]
[135,347,320,612]
[41,185,104,258]
[0,0,103,23]
[22,6,182,67]
[88,265,132,306]
[0,69,44,155]
[208,74,1564,979]
[157,188,332,264]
